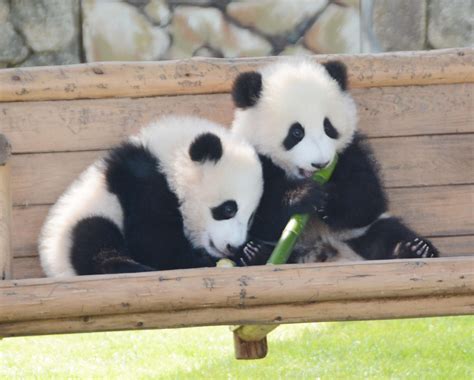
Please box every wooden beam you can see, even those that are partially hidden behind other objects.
[1,258,472,327]
[0,48,472,102]
[0,293,471,338]
[0,134,12,280]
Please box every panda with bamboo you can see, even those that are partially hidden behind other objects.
[231,59,440,265]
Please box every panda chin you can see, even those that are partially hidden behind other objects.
[207,239,227,259]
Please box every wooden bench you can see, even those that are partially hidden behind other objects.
[0,48,473,358]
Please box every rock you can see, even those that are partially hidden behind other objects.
[10,0,80,52]
[20,51,80,67]
[145,0,171,25]
[304,3,361,54]
[226,0,328,36]
[333,0,359,7]
[279,43,313,56]
[0,22,29,65]
[428,0,474,48]
[0,0,10,23]
[82,0,170,61]
[372,0,426,51]
[169,6,272,59]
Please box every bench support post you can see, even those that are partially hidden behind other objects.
[0,134,12,280]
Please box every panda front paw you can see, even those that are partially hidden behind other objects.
[292,180,328,216]
[394,237,439,259]
[237,240,274,266]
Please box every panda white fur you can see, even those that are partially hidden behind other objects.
[39,116,263,277]
[230,59,439,265]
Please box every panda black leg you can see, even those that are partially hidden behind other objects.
[93,250,155,274]
[347,217,439,260]
[71,216,155,275]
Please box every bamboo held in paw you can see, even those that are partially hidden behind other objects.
[231,156,338,359]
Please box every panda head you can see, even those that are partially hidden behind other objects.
[231,59,358,179]
[170,126,263,259]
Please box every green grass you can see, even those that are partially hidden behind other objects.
[1,317,472,379]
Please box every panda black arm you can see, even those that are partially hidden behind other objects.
[322,135,388,230]
[248,155,326,242]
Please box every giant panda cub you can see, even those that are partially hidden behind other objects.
[231,59,439,265]
[39,116,263,277]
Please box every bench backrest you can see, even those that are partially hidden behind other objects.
[1,49,472,279]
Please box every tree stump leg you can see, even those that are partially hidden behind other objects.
[233,332,268,360]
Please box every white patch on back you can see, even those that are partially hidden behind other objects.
[39,162,123,277]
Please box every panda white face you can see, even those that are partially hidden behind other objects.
[232,60,358,179]
[171,131,263,259]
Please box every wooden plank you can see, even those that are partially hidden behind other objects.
[12,256,44,279]
[0,164,12,280]
[10,234,474,280]
[0,48,471,102]
[1,294,471,338]
[2,258,472,324]
[10,134,474,206]
[2,83,473,154]
[11,185,474,259]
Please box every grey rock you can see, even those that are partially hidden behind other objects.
[304,3,361,54]
[226,0,328,36]
[10,0,80,52]
[20,51,80,67]
[372,0,427,51]
[145,0,171,26]
[0,22,29,65]
[169,6,272,58]
[428,0,474,48]
[0,0,10,23]
[82,0,170,61]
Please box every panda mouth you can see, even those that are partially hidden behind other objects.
[298,168,316,178]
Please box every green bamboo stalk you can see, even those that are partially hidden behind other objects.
[233,155,339,343]
[267,154,339,265]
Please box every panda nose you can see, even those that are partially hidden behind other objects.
[226,244,240,255]
[311,161,330,170]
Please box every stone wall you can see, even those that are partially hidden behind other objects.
[0,0,472,68]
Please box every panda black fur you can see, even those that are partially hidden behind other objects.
[39,116,263,277]
[231,59,439,265]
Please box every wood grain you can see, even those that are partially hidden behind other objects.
[0,134,12,165]
[11,184,474,259]
[0,164,12,280]
[2,258,472,323]
[1,294,471,338]
[0,48,471,102]
[11,234,473,280]
[1,83,472,154]
[10,134,473,207]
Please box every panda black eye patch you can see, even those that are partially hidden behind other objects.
[324,118,339,139]
[283,122,305,150]
[211,200,238,221]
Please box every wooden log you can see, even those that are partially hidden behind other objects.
[0,48,472,102]
[0,293,471,338]
[2,83,473,154]
[1,258,472,324]
[233,333,268,360]
[0,134,12,280]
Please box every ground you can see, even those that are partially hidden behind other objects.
[1,316,472,379]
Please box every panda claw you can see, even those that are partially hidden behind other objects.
[395,237,440,259]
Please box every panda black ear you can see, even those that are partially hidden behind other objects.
[189,133,223,164]
[232,71,263,108]
[322,60,348,91]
